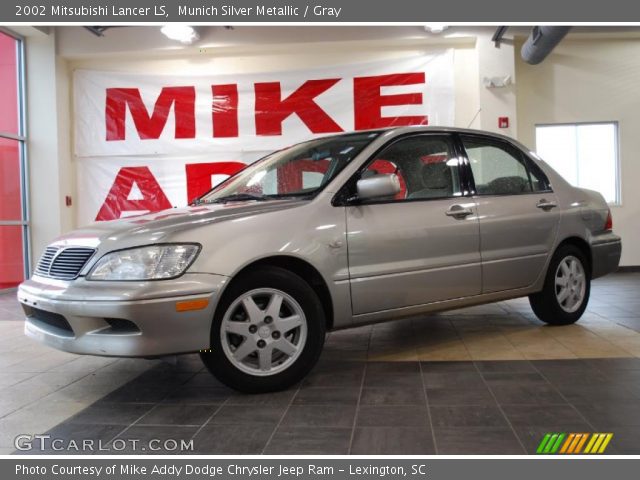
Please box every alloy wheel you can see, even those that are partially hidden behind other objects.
[220,288,307,376]
[554,255,586,314]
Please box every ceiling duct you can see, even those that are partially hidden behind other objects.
[521,26,572,65]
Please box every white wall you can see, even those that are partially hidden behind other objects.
[516,37,640,266]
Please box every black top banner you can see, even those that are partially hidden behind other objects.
[3,0,640,22]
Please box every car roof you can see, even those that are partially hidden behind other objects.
[360,125,532,153]
[305,126,532,157]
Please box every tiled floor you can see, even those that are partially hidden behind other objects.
[2,272,640,455]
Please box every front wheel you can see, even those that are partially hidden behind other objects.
[529,245,591,326]
[200,267,326,393]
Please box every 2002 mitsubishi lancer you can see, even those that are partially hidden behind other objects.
[18,127,622,392]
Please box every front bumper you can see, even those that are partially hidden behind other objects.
[18,273,229,357]
[591,233,622,279]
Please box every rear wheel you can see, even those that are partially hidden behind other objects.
[200,267,325,393]
[529,245,591,325]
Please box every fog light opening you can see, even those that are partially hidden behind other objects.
[104,318,140,334]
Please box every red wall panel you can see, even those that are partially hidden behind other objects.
[0,32,18,135]
[0,226,24,288]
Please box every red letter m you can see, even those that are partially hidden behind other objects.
[106,86,195,141]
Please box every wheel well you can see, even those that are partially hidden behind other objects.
[223,256,334,330]
[557,237,592,275]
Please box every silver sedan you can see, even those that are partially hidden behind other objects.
[18,127,621,392]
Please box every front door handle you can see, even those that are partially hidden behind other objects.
[536,199,558,210]
[445,205,474,219]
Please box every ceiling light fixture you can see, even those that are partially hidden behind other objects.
[424,24,449,34]
[161,25,199,44]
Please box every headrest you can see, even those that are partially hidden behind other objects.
[421,162,451,190]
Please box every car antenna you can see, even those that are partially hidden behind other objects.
[467,108,482,129]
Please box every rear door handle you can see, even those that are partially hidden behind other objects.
[445,205,474,219]
[536,199,558,210]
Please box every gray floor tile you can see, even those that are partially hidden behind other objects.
[426,386,497,406]
[265,427,352,455]
[360,386,425,406]
[280,405,356,428]
[423,372,486,389]
[475,360,536,374]
[502,405,588,427]
[555,383,639,403]
[303,367,365,388]
[364,371,421,388]
[421,361,477,373]
[356,405,429,427]
[193,424,274,454]
[351,427,435,454]
[137,405,216,426]
[573,401,640,428]
[434,427,525,454]
[293,387,360,405]
[162,387,232,405]
[98,384,175,404]
[430,405,509,428]
[227,390,297,406]
[488,383,567,406]
[67,403,154,426]
[210,405,286,425]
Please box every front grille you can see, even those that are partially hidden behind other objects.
[34,246,96,280]
[28,308,74,336]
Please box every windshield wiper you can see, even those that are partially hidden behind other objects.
[205,193,269,204]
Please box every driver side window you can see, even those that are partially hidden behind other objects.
[360,135,462,202]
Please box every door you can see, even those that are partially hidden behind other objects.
[345,134,481,315]
[459,134,560,293]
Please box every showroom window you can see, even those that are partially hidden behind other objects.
[0,29,28,290]
[535,122,620,204]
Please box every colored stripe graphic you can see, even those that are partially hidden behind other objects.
[584,434,599,453]
[537,433,552,454]
[559,433,575,453]
[597,433,613,453]
[550,433,566,453]
[537,433,613,454]
[574,433,589,453]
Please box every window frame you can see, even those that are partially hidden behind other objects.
[534,121,621,205]
[0,27,30,290]
[333,132,472,206]
[456,133,553,197]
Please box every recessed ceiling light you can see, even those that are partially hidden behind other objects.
[424,24,449,34]
[161,25,199,44]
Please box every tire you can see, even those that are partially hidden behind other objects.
[529,244,591,325]
[200,266,326,393]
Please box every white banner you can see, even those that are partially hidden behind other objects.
[74,52,455,224]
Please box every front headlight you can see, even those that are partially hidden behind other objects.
[87,244,200,281]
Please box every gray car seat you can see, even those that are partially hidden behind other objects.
[408,162,453,199]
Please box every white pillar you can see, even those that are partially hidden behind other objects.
[22,27,74,262]
[475,30,518,138]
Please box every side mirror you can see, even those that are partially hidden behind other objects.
[356,173,401,201]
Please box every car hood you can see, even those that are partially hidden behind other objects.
[50,200,308,249]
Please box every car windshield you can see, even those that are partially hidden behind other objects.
[199,131,382,203]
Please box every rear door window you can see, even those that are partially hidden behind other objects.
[461,136,550,195]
